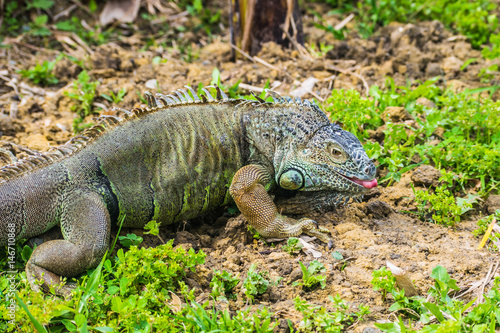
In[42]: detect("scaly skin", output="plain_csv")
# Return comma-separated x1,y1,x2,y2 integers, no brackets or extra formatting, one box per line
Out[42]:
0,86,376,294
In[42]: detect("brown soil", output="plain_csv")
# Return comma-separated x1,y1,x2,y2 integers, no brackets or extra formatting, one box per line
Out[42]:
1,3,499,331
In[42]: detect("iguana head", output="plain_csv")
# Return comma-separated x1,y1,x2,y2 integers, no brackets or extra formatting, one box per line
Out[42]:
277,123,377,197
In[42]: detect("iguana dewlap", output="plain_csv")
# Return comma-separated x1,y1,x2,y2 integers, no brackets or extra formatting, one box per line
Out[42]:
0,86,376,295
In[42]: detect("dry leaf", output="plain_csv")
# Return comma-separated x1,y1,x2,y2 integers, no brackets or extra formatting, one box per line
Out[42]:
100,0,141,26
168,291,182,313
386,261,419,297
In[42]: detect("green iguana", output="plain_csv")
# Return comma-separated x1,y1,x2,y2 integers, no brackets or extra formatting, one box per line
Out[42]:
0,86,377,294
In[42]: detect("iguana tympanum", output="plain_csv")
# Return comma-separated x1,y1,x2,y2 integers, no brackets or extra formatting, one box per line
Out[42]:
0,86,377,294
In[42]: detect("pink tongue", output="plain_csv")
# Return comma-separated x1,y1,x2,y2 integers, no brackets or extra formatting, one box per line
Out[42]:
362,179,378,188
352,178,378,189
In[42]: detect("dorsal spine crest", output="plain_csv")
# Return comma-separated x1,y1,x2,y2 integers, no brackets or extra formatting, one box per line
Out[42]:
0,85,326,183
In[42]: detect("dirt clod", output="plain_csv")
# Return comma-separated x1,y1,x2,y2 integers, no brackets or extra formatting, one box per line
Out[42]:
485,195,500,215
411,165,442,187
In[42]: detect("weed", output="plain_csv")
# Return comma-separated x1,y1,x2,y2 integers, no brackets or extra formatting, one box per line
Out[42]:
101,88,127,104
473,209,500,251
482,33,500,59
28,14,51,37
293,295,370,332
293,260,327,290
371,266,397,302
242,264,270,302
0,0,54,38
118,233,143,247
210,270,240,300
479,64,499,83
282,237,303,255
247,225,261,239
18,55,62,86
183,0,222,35
65,70,100,133
332,251,349,271
308,42,335,57
413,186,471,227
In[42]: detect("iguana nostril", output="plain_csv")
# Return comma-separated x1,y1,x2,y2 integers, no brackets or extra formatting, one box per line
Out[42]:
364,165,375,176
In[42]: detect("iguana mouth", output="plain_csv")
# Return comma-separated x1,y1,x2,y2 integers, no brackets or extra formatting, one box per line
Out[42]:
340,173,378,189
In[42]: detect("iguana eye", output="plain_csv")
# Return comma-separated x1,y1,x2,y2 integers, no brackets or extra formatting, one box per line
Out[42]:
330,147,343,158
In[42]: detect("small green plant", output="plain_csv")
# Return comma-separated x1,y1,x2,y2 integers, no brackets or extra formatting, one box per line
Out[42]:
293,260,327,290
118,233,143,247
18,54,62,86
371,266,398,301
482,33,500,59
332,251,349,271
242,264,270,302
28,14,51,37
101,88,128,104
65,70,100,132
308,42,335,57
293,295,370,332
282,237,303,255
479,64,499,83
473,209,500,251
414,186,472,226
184,0,221,35
210,270,240,300
474,209,500,235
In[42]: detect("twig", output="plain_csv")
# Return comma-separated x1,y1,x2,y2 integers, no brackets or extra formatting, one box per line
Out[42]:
326,64,370,95
253,56,280,72
477,260,500,304
478,218,497,249
68,0,94,15
54,4,78,20
238,83,264,93
282,28,313,61
230,43,281,71
241,0,256,53
334,13,354,31
282,0,294,39
230,43,255,62
2,38,54,53
310,90,325,102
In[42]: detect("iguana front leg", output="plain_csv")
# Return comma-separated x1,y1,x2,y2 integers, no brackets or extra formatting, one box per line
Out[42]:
229,164,330,243
26,189,110,296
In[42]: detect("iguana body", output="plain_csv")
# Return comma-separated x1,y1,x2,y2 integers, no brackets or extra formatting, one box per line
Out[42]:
0,86,376,294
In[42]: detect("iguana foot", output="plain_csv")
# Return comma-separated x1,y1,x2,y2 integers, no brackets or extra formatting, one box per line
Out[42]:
27,257,76,297
295,218,331,244
256,215,331,243
230,164,331,244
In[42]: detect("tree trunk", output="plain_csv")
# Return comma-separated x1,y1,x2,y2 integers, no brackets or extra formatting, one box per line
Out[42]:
230,0,304,57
